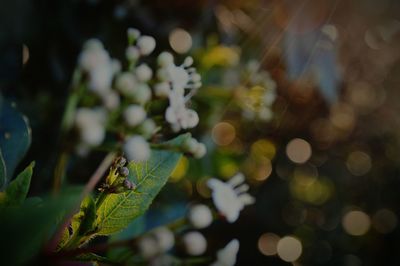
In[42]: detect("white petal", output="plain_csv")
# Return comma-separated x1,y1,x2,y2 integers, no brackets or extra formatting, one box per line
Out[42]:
238,193,255,206
234,184,249,194
227,173,245,187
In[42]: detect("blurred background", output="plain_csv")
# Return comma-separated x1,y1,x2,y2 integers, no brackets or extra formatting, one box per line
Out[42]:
1,0,400,265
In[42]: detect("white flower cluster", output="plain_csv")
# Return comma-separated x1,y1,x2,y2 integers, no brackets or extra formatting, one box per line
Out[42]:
207,173,255,223
72,28,205,161
241,60,277,121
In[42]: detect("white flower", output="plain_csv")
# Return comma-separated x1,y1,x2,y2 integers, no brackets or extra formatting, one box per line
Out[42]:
80,122,105,146
124,105,146,127
211,239,240,266
138,236,159,259
165,91,199,131
135,63,153,82
193,143,207,158
127,28,141,41
79,39,115,95
139,119,157,138
152,227,175,252
115,72,137,95
157,52,174,67
188,204,213,229
75,108,107,147
182,231,207,256
124,135,151,162
207,173,255,223
102,90,120,110
137,35,156,55
126,45,140,61
258,107,273,121
154,82,171,98
133,83,152,105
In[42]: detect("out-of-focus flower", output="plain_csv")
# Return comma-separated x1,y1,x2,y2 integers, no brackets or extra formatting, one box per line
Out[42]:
115,72,137,96
154,82,171,98
152,227,175,252
182,137,207,158
138,236,159,259
135,63,153,82
207,173,255,223
101,90,120,110
124,104,146,127
133,83,152,105
211,239,240,266
126,45,140,61
79,39,115,95
182,231,207,256
75,107,107,147
139,119,157,138
165,91,199,132
202,45,240,69
124,135,151,162
137,35,156,55
188,204,213,229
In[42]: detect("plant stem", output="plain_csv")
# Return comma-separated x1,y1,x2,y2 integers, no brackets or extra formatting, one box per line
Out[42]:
53,70,84,192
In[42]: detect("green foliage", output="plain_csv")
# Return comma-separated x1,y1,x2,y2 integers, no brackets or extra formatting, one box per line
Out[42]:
0,187,83,265
60,134,188,252
0,96,32,187
0,162,34,206
95,135,187,235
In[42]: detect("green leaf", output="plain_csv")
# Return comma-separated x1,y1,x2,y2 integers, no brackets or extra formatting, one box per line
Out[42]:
0,162,34,206
75,253,113,263
0,96,32,186
94,134,189,236
0,187,82,265
59,195,97,250
0,150,6,189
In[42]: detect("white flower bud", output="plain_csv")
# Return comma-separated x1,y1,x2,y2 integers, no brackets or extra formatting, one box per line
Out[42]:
188,204,213,229
191,73,201,83
137,35,156,55
124,135,151,162
115,72,137,95
135,63,153,82
88,65,113,95
138,236,159,259
75,108,106,129
185,110,199,128
182,231,207,256
126,46,140,61
157,52,174,67
193,143,207,158
80,122,105,146
102,91,120,110
183,137,199,154
124,104,146,127
183,56,194,67
258,107,273,121
133,83,152,104
127,28,141,41
154,82,171,98
139,119,157,138
152,227,175,252
83,39,104,51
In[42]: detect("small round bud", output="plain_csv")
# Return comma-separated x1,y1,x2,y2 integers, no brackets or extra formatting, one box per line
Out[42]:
119,166,129,177
188,204,213,229
183,56,194,67
115,156,127,167
123,179,136,190
193,143,207,158
183,137,199,154
135,63,153,82
137,35,156,55
127,28,140,43
182,231,207,256
157,52,174,67
154,82,171,98
124,104,146,127
126,46,140,61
